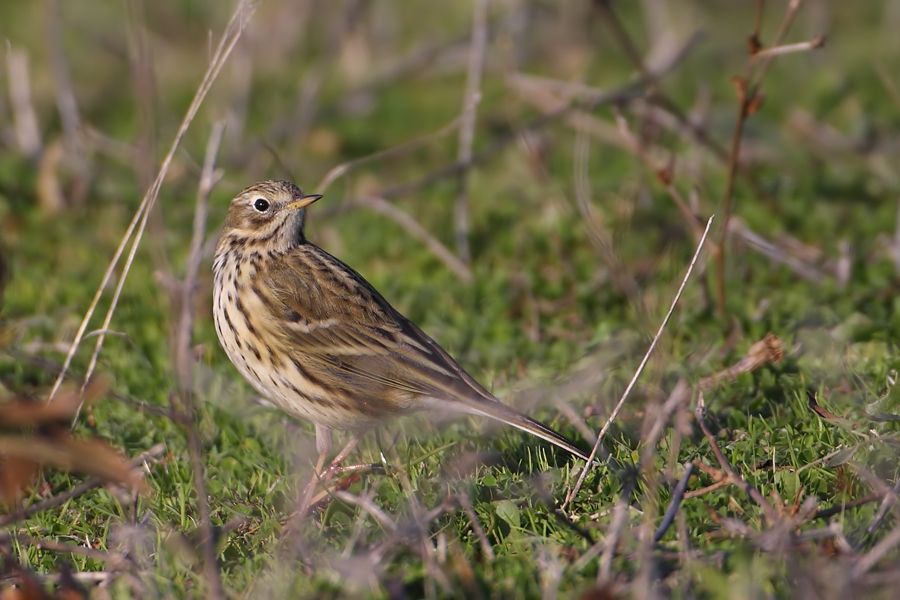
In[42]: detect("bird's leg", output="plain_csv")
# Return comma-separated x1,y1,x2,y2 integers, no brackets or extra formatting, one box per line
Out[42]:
314,424,332,475
296,430,365,514
323,432,363,476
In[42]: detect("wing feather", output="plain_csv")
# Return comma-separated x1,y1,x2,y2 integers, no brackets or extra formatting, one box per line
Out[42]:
258,245,481,404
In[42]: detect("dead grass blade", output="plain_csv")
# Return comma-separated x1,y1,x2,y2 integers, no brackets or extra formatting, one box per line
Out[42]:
564,215,714,507
46,0,258,422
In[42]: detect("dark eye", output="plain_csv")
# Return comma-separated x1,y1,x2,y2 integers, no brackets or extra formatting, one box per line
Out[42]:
253,198,270,212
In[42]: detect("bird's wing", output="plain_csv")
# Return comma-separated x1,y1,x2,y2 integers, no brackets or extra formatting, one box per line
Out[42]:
257,244,493,404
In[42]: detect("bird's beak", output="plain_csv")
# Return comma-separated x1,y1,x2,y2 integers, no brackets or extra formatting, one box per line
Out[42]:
285,193,323,211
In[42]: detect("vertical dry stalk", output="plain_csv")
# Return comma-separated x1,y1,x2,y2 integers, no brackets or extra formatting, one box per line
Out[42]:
47,0,257,410
173,122,226,600
714,79,751,317
598,479,635,583
45,0,81,146
5,45,42,158
454,0,489,264
174,121,225,390
715,0,811,317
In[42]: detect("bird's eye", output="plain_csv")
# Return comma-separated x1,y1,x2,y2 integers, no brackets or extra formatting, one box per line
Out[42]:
253,198,270,212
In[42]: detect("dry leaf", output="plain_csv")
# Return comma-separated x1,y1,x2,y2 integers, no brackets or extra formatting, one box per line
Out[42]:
0,380,107,429
0,434,145,493
0,454,39,505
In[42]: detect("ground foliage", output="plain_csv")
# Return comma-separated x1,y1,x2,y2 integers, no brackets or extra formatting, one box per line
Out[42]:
0,0,899,598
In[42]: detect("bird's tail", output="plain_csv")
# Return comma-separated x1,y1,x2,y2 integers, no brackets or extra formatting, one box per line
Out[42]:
440,395,593,463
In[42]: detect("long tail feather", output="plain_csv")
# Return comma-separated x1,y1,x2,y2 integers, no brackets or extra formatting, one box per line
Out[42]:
443,396,592,462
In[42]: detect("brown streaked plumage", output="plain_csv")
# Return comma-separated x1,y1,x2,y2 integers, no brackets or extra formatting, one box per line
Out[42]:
213,179,589,462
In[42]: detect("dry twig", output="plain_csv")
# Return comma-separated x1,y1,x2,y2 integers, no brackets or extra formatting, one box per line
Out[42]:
564,215,714,506
353,196,473,282
654,462,694,543
698,333,784,390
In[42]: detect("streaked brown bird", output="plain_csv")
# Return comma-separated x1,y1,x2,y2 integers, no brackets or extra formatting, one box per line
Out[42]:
213,180,589,470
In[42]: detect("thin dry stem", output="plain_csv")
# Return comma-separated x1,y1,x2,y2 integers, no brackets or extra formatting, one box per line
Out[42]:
565,215,714,506
333,491,398,533
11,533,131,569
654,462,695,543
47,0,257,411
5,45,42,157
751,35,826,60
315,117,461,194
599,480,635,583
458,491,495,562
716,0,810,316
173,121,227,600
354,196,473,282
573,130,642,307
453,0,488,263
174,121,225,388
853,524,900,578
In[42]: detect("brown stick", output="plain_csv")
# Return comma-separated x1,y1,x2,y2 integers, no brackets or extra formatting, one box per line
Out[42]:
751,35,826,60
716,0,813,317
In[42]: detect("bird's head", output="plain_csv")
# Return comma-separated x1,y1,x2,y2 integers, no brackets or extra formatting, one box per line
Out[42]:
218,180,322,253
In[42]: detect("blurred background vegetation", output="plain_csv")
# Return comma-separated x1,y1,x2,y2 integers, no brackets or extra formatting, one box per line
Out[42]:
0,0,899,597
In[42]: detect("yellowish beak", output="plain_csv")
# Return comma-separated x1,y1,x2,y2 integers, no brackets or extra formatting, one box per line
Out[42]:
285,193,323,211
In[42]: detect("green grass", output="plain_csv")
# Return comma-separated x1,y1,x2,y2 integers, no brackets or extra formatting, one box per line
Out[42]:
1,1,899,597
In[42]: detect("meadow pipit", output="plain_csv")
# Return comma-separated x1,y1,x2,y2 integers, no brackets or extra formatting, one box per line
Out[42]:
213,180,589,468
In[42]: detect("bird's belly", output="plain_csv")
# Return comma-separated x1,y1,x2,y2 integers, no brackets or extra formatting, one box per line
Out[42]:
212,275,371,430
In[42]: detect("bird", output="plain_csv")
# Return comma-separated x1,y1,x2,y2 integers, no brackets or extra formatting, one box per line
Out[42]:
212,179,590,471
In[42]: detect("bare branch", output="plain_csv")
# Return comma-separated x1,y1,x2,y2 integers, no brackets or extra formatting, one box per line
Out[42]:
853,524,900,579
315,117,461,194
654,462,694,543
